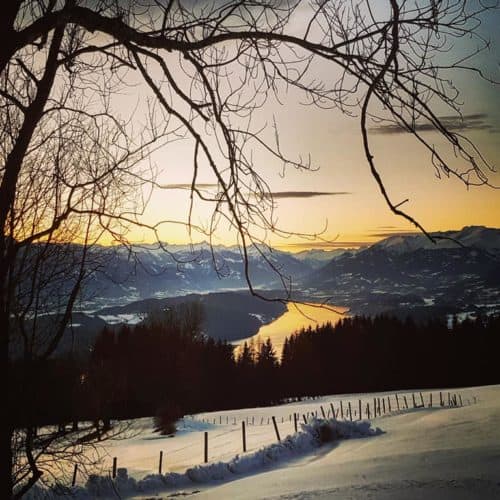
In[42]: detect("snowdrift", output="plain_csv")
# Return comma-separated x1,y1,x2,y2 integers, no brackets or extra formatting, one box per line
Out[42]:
23,418,382,499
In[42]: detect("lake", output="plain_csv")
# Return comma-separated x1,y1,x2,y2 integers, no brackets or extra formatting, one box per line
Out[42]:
234,302,349,359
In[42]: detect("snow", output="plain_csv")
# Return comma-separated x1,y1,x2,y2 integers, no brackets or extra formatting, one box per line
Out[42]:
248,312,265,323
97,313,144,325
192,386,500,500
372,226,500,254
446,312,476,328
21,385,500,500
23,417,381,499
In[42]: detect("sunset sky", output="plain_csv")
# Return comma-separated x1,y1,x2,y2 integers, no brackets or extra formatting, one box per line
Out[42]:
121,3,500,251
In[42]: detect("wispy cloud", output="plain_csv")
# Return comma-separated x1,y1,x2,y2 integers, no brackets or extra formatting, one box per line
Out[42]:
370,231,419,238
160,185,351,200
283,241,368,250
265,191,351,199
371,113,492,135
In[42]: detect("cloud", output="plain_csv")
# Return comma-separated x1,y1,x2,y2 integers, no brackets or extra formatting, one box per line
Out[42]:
160,186,351,200
369,231,420,238
371,113,492,135
283,241,368,250
265,191,351,199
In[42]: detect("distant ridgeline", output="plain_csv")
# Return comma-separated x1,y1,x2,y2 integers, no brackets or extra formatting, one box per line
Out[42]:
10,312,500,428
10,225,500,358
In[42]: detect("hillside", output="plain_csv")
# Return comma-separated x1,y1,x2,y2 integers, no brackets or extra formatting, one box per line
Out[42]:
51,291,286,356
25,385,500,499
303,226,500,318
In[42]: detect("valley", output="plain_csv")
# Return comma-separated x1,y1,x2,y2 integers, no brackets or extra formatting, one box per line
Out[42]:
20,225,499,358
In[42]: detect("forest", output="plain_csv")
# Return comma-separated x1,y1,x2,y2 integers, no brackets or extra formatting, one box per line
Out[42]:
10,306,500,432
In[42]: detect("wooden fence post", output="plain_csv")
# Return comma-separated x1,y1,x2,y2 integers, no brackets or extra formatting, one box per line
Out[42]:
320,406,326,419
382,398,386,414
377,398,381,415
373,398,377,416
158,450,163,474
348,402,353,421
388,397,392,412
330,403,336,420
272,416,281,442
395,394,400,411
112,457,117,479
429,393,433,407
204,432,208,463
459,395,463,406
440,392,444,407
294,412,298,433
419,392,425,407
403,395,409,409
242,421,247,452
412,393,417,408
72,464,78,487
358,400,362,420
340,400,344,419
303,414,308,424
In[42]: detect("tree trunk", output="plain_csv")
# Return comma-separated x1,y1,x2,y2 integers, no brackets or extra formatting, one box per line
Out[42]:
0,426,13,499
0,303,13,498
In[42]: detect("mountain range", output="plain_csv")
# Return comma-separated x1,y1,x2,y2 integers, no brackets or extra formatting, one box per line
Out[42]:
80,226,499,312
18,226,500,355
301,226,499,318
371,226,500,253
79,242,315,310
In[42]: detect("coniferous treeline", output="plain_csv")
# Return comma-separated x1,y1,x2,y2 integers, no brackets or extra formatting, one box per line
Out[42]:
280,314,500,396
10,308,500,429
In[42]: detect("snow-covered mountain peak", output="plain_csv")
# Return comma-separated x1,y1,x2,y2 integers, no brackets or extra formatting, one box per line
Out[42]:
371,226,500,254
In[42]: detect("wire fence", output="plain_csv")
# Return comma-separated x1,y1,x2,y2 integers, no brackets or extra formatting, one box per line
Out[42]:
73,389,477,486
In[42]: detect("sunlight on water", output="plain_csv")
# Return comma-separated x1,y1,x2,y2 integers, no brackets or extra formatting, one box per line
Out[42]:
235,302,348,360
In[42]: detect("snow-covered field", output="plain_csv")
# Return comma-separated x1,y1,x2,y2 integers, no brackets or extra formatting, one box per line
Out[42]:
25,385,500,499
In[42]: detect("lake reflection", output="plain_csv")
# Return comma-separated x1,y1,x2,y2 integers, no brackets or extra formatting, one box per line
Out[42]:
234,302,348,359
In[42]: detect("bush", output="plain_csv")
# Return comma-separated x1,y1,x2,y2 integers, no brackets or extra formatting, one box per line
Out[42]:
154,403,183,435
